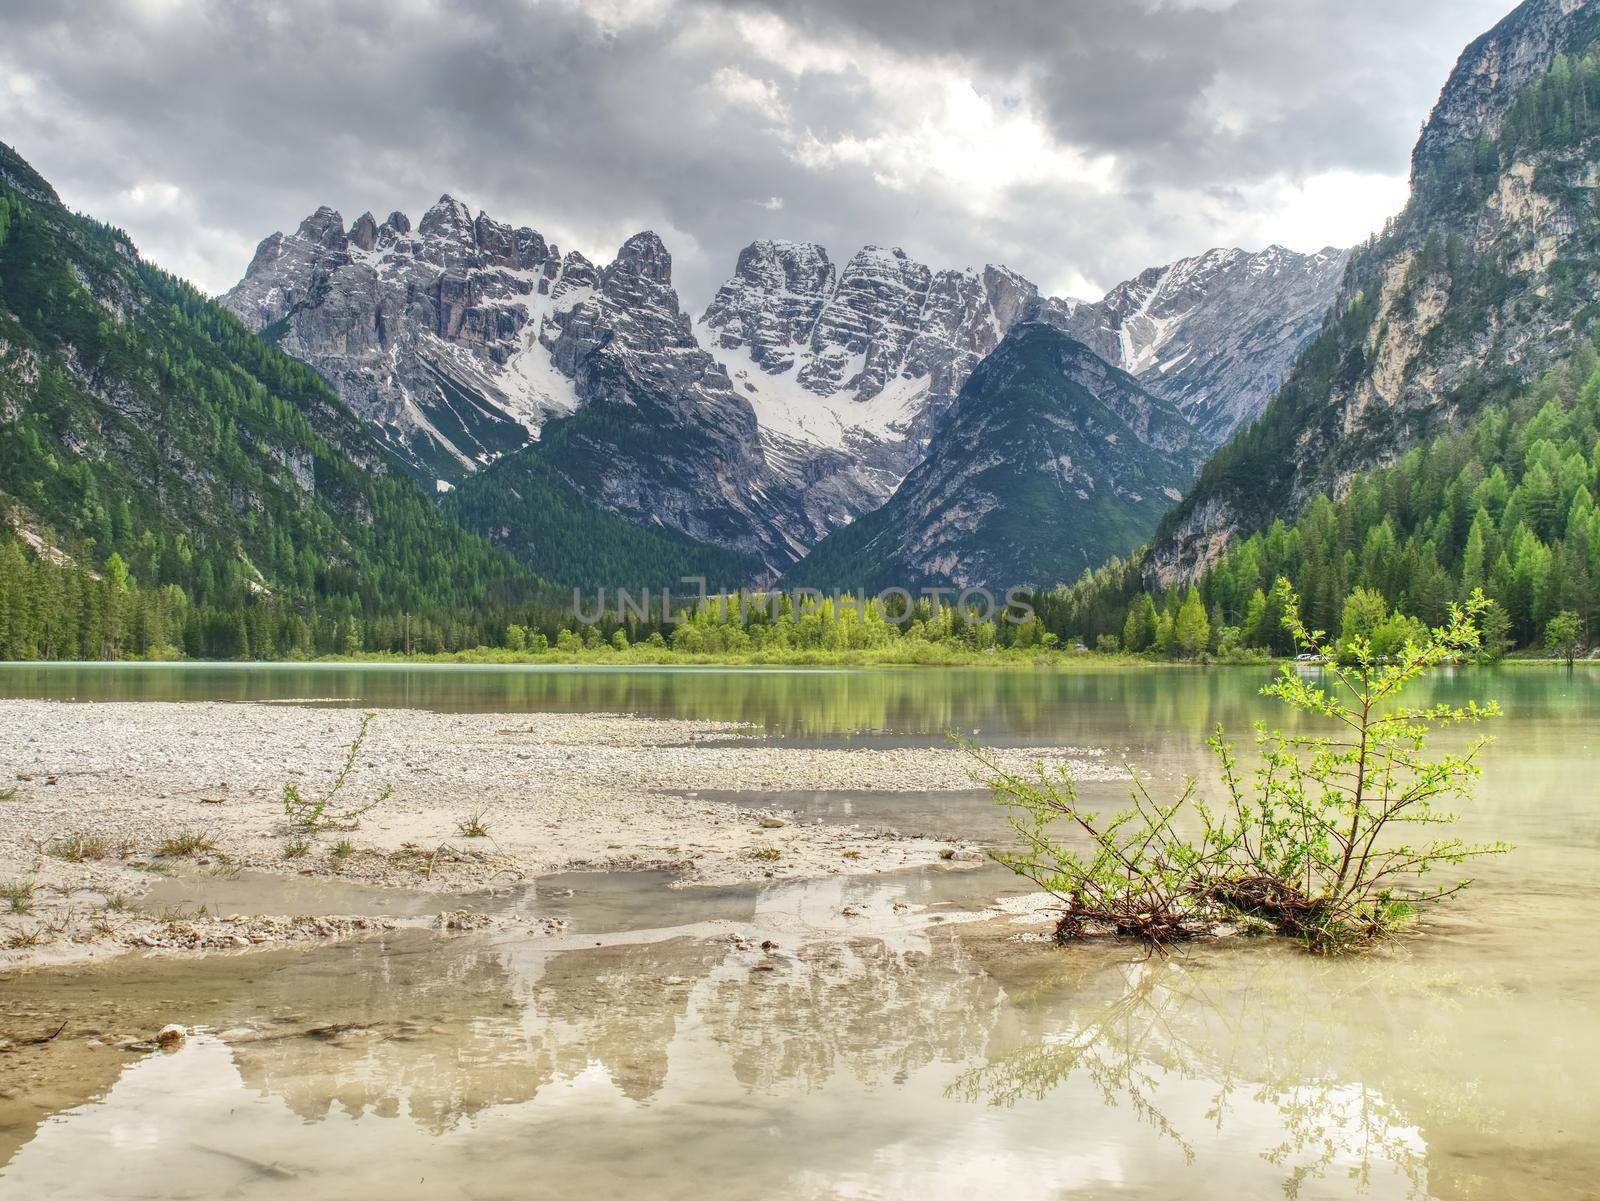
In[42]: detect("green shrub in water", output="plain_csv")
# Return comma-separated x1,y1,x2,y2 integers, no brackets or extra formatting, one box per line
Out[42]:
979,581,1507,952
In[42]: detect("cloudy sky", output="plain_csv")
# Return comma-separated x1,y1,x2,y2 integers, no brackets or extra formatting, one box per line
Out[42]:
1,0,1511,306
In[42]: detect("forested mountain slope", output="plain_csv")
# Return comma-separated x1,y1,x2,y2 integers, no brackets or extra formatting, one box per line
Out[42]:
1040,347,1600,656
1149,0,1600,585
784,323,1197,592
0,141,542,657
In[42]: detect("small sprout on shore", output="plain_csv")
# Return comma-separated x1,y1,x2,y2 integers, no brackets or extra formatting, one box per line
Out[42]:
6,926,44,949
0,787,16,801
104,893,131,913
283,838,310,859
156,829,218,857
751,846,781,862
2,881,37,914
46,832,109,862
456,811,492,838
283,712,394,832
330,839,355,860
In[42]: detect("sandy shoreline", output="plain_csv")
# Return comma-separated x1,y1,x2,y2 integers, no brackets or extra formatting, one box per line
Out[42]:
0,700,1119,970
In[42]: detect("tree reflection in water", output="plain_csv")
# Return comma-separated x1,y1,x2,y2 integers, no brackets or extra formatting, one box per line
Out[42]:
950,955,1436,1199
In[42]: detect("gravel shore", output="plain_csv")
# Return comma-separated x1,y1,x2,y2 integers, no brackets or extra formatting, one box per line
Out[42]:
0,700,1121,969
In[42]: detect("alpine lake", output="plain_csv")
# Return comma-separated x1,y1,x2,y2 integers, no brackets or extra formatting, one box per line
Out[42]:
0,662,1594,1201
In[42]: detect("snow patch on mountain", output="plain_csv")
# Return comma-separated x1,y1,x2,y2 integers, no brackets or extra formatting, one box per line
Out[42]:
222,197,603,480
1052,245,1349,448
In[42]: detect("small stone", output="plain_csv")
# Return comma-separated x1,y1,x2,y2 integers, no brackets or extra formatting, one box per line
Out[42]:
758,817,787,829
760,939,779,951
155,1025,186,1048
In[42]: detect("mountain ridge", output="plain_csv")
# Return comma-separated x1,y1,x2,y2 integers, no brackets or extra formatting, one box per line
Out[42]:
782,322,1199,593
223,201,1344,580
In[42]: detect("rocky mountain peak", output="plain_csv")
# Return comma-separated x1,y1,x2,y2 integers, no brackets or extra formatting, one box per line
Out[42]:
594,233,686,345
1411,0,1599,184
607,231,674,286
559,250,599,289
1048,243,1348,448
419,193,474,236
732,239,835,295
348,211,379,252
472,213,549,271
295,206,347,249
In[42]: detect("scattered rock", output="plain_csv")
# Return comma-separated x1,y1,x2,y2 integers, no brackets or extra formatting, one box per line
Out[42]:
434,910,494,931
758,816,787,829
155,1024,186,1048
123,914,396,952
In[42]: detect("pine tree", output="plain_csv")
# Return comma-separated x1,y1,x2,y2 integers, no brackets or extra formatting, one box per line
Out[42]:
1174,587,1210,658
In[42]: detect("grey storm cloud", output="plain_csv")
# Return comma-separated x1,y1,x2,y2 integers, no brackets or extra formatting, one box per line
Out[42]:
702,0,1499,181
0,0,1512,306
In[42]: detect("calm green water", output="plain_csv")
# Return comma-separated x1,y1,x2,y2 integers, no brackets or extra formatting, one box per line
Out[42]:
0,663,1596,1200
2,659,1593,747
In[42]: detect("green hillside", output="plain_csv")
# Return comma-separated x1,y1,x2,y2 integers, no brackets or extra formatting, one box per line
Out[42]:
0,141,544,658
444,430,762,593
1041,347,1600,656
